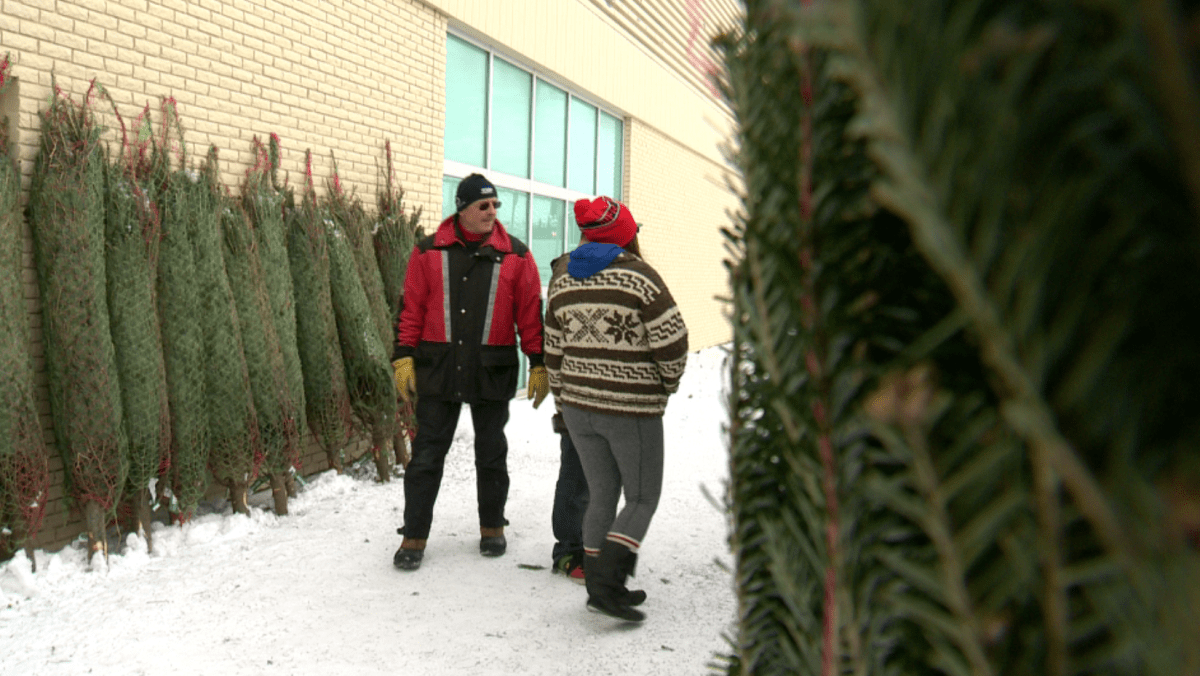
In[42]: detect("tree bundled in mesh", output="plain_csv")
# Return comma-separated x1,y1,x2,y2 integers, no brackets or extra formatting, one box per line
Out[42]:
329,155,391,353
189,147,262,514
373,141,423,331
102,103,171,548
373,141,422,466
150,100,210,522
720,1,1200,675
26,79,128,561
0,54,50,566
323,171,397,482
288,151,353,472
223,187,300,515
242,136,306,486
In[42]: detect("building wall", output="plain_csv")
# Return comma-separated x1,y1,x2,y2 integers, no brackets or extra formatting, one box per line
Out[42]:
626,118,736,350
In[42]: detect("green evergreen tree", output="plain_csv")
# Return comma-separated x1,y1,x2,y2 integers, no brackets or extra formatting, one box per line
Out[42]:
373,141,422,461
0,54,50,566
324,187,397,482
222,190,299,515
243,136,306,491
151,100,210,522
720,1,1200,674
103,104,171,546
191,147,261,514
27,79,128,561
288,151,353,472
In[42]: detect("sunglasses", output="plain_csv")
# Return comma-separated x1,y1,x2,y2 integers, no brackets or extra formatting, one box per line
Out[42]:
477,200,502,211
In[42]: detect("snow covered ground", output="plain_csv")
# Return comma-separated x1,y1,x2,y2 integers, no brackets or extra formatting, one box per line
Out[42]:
1,346,737,676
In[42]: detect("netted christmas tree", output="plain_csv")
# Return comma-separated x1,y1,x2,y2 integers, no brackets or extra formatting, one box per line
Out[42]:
151,99,210,522
329,155,391,352
373,141,422,467
223,182,300,515
27,79,128,561
323,168,397,482
720,1,1200,675
288,151,353,472
102,103,171,547
190,147,262,514
0,54,50,567
242,136,306,494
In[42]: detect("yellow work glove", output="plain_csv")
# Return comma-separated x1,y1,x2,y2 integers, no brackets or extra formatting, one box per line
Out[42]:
392,357,416,404
527,365,549,409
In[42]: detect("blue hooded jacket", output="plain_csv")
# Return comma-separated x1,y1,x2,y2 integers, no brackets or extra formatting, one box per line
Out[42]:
567,242,625,279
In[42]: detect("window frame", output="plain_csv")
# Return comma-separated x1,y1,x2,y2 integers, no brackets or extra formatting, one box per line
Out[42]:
443,31,626,274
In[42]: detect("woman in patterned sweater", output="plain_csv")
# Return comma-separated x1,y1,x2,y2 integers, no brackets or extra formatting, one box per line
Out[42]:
544,196,689,623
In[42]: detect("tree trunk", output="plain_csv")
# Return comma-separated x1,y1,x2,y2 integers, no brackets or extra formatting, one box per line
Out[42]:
227,480,250,516
269,473,288,515
135,488,154,553
372,426,392,482
393,429,410,470
327,448,344,474
84,500,107,564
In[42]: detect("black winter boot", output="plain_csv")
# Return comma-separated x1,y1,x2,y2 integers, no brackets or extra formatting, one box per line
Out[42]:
585,542,646,622
583,550,647,606
618,550,647,606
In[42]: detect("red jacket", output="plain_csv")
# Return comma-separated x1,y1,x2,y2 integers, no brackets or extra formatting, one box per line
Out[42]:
393,215,543,401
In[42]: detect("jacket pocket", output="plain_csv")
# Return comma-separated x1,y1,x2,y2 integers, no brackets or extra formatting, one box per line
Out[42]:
415,342,452,398
478,345,519,401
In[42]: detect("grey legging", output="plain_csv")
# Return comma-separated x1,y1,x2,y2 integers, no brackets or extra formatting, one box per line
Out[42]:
562,405,664,552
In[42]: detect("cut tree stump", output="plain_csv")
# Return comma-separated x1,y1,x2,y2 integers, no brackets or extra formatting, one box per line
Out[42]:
269,473,289,515
83,501,107,564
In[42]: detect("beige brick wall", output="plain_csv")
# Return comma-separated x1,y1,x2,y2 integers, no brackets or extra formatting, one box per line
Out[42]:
626,118,736,351
1,0,446,551
4,0,446,213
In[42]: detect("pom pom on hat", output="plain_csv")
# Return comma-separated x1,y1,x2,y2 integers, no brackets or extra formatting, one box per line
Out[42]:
574,196,637,247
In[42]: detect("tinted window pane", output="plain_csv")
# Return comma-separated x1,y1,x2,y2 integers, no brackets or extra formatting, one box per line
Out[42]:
442,176,457,220
597,112,623,200
568,98,597,194
531,195,566,287
534,81,567,187
446,35,487,166
497,186,532,393
491,59,532,178
495,187,529,245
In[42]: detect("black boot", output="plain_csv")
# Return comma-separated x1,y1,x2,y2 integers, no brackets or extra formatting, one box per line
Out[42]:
618,550,647,606
585,542,646,622
582,550,647,606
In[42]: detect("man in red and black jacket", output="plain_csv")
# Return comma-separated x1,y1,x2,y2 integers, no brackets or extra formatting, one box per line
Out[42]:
391,173,549,571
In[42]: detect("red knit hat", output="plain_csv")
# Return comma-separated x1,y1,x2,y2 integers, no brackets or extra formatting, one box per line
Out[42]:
574,196,637,247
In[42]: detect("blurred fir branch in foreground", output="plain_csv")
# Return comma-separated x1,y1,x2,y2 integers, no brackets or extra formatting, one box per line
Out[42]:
719,1,1200,674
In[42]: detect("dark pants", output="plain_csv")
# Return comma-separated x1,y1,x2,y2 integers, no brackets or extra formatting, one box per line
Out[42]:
402,398,510,540
551,431,588,562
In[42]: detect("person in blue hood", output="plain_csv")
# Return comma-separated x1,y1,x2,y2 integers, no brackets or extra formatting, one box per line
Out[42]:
543,196,689,623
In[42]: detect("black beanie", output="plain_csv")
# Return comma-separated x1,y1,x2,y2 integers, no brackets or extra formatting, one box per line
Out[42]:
455,173,497,212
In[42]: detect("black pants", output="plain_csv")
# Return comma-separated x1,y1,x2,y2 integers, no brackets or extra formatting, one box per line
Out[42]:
551,431,588,562
402,398,510,540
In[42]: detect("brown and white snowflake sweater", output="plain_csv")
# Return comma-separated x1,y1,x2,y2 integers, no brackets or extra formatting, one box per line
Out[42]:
544,243,688,417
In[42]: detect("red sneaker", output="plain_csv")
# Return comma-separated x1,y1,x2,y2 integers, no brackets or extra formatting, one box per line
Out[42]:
553,554,586,584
